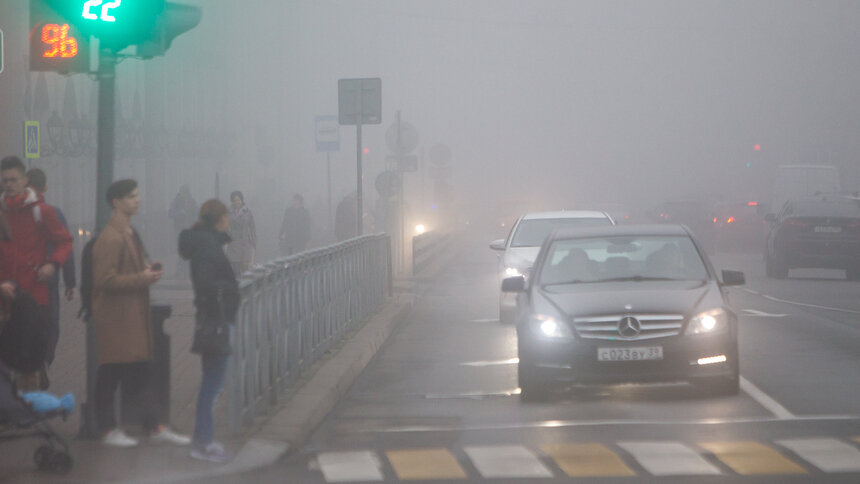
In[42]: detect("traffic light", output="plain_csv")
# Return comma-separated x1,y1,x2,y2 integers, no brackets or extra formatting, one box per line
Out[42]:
30,0,90,72
136,2,201,58
30,0,200,62
44,0,165,51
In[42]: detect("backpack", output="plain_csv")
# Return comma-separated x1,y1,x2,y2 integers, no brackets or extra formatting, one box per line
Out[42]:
0,291,49,372
77,236,98,321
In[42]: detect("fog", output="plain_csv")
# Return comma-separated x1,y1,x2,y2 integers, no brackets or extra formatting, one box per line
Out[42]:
9,0,860,263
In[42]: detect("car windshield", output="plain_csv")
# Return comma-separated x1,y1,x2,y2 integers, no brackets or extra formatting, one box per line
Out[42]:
510,217,611,247
539,235,709,285
793,200,860,218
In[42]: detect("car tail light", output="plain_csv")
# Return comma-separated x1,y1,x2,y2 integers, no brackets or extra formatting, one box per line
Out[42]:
726,216,735,224
713,217,717,224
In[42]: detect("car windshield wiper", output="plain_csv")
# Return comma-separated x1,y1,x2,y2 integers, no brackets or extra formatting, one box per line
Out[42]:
542,279,588,287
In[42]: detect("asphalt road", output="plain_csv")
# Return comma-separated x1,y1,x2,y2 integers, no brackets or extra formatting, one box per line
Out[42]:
233,230,860,483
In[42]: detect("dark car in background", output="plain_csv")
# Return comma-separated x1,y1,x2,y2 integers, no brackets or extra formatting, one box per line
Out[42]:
652,200,716,254
764,197,860,279
502,224,745,401
714,200,767,252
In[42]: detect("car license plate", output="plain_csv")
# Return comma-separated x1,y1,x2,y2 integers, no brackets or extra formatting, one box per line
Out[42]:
814,226,842,233
598,346,663,361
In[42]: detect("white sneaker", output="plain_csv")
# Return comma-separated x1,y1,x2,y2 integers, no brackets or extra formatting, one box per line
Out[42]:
190,441,231,463
102,428,139,448
150,426,191,446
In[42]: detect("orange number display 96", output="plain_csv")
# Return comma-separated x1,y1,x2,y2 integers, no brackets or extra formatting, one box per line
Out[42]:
41,24,78,58
29,1,90,73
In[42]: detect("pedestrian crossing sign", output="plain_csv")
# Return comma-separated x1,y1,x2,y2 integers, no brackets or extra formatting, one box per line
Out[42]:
25,121,40,159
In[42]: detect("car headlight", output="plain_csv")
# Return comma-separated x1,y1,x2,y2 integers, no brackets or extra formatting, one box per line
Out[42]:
685,308,728,335
505,267,523,278
529,314,574,339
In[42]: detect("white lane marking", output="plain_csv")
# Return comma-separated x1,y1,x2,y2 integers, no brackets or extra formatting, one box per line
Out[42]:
425,388,520,399
739,376,796,420
741,309,787,317
464,445,553,478
776,438,860,472
760,294,860,316
316,451,384,482
468,318,499,322
618,442,721,476
742,288,760,295
459,357,519,367
366,415,860,434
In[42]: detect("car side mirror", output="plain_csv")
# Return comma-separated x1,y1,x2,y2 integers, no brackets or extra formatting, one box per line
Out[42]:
489,239,506,251
501,275,526,292
764,213,776,223
721,270,745,286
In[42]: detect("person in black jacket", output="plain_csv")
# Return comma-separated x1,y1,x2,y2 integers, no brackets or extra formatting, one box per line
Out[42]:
178,199,239,463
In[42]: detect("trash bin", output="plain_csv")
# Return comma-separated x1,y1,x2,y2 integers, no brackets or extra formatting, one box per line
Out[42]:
120,303,172,426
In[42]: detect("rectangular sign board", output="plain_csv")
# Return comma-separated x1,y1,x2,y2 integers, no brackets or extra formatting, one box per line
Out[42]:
315,115,340,152
338,78,382,125
25,121,40,159
386,154,418,173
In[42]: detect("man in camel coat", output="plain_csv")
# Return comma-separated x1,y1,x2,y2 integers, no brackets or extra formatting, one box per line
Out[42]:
91,179,190,448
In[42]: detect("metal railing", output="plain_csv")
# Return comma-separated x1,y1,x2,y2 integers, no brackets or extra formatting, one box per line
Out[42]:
227,234,391,434
412,230,453,275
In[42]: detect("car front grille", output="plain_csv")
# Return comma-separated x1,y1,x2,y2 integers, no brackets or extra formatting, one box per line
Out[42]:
572,314,685,341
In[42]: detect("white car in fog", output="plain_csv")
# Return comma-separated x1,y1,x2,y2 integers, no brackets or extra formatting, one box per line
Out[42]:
489,210,614,324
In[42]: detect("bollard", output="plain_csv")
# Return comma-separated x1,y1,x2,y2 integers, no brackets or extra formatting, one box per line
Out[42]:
120,303,172,426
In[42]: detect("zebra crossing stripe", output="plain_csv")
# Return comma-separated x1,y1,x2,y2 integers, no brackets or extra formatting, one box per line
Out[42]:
317,451,384,482
776,438,860,473
698,441,807,475
541,443,635,477
618,441,721,476
464,445,553,478
386,448,468,480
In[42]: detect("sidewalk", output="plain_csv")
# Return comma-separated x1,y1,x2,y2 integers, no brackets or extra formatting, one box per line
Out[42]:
0,278,414,483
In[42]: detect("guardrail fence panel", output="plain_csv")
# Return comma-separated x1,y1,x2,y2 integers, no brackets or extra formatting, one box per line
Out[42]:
227,235,391,434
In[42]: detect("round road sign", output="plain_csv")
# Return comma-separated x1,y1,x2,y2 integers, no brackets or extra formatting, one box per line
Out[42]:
385,121,419,154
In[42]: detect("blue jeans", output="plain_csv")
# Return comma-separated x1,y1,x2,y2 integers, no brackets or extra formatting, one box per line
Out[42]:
192,353,229,447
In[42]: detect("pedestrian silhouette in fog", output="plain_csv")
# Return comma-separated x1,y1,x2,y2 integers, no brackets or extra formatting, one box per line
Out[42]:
334,192,357,242
279,194,311,256
225,191,256,275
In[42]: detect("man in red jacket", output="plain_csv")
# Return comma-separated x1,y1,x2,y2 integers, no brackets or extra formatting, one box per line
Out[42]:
0,156,72,390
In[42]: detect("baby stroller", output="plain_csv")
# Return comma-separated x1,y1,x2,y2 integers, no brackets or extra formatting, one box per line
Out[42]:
0,362,73,474
0,291,74,475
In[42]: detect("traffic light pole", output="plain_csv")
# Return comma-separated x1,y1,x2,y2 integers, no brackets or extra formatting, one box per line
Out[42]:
80,49,116,439
96,51,115,231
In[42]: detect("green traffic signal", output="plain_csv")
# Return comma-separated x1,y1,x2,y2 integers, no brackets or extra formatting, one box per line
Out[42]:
47,0,165,50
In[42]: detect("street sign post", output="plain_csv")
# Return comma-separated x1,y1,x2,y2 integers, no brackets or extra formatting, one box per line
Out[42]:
0,29,4,74
315,115,340,152
338,78,381,126
316,115,340,236
25,121,41,159
338,78,382,237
